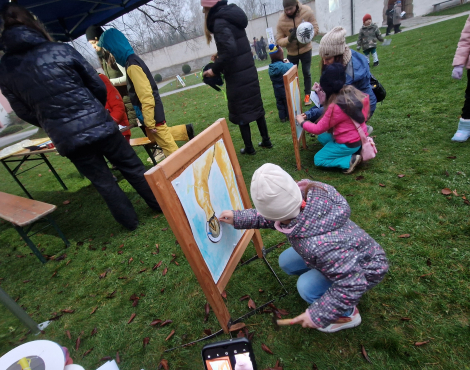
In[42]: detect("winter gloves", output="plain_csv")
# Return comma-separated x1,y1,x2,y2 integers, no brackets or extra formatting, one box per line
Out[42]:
452,65,464,80
288,28,297,43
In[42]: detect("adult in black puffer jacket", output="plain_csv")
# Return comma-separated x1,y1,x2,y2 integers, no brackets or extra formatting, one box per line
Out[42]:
202,0,272,155
0,4,161,230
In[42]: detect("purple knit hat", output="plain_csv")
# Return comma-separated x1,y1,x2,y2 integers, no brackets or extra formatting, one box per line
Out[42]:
201,0,219,7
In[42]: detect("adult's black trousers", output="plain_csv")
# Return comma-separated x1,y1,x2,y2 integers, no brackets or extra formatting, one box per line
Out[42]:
67,130,161,229
287,51,312,95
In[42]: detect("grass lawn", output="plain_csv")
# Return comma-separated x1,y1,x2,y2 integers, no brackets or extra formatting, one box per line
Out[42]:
426,2,470,16
2,14,470,369
159,59,272,94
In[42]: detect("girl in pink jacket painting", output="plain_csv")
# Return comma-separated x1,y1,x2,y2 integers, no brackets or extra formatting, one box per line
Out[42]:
296,63,370,174
451,15,470,142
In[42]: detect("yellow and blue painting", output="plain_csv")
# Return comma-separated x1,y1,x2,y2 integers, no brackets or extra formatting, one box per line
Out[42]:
171,139,244,283
289,77,303,140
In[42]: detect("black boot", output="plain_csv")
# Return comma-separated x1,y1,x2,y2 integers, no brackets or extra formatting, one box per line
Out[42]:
256,116,273,148
239,124,256,155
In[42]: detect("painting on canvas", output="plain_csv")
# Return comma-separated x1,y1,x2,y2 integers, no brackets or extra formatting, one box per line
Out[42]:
289,77,303,140
171,139,244,283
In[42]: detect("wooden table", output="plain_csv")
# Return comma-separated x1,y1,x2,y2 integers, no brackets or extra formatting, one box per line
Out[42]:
0,147,67,200
130,136,160,166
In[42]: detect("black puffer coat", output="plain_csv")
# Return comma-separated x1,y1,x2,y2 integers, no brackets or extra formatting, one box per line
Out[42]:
0,26,118,157
207,1,265,125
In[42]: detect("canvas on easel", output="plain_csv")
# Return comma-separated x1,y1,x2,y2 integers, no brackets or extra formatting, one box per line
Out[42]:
144,118,263,333
283,65,307,170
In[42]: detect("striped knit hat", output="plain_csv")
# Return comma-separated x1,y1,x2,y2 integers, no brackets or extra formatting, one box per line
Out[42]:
319,27,352,66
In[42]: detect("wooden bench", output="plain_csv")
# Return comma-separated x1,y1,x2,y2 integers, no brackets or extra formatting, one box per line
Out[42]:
130,137,163,166
0,192,69,263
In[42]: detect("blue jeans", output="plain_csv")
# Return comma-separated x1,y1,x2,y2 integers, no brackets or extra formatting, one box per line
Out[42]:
279,247,353,315
314,132,361,170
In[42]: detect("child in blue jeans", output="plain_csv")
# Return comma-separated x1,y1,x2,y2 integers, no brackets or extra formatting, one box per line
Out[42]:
220,163,388,332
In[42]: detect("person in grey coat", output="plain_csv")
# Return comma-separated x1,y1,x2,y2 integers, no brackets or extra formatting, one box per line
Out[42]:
393,0,402,34
220,163,388,333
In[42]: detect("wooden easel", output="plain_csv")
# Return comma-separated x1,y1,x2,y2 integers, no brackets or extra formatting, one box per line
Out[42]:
284,65,307,170
144,118,264,333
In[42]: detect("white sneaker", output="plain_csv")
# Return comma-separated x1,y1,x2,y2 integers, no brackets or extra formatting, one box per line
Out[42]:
317,306,362,333
451,118,470,142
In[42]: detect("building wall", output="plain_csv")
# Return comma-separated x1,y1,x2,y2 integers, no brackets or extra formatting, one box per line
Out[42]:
142,0,442,80
142,2,317,78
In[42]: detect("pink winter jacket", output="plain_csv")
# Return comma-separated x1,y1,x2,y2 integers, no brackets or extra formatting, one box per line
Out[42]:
453,15,470,69
303,95,370,144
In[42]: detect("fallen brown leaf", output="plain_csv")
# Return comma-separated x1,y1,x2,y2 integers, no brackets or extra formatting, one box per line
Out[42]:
453,189,459,196
388,226,396,232
150,319,162,326
398,174,405,178
426,258,432,266
83,347,93,357
162,267,168,276
107,290,116,298
419,272,433,278
161,227,168,231
66,330,71,339
128,257,133,264
398,234,410,238
204,329,212,336
221,290,227,299
229,322,246,332
248,299,256,310
414,340,430,346
361,345,371,363
447,156,456,159
159,359,169,370
128,313,136,324
139,268,147,273
262,343,274,355
75,336,81,351
165,329,175,341
153,261,163,270
116,351,120,364
99,271,107,279
441,188,452,195
356,175,364,181
63,200,70,205
237,330,245,338
259,288,264,293
379,183,386,187
66,260,71,266
239,294,250,301
401,317,411,321
118,276,127,279
90,306,98,315
143,337,150,347
277,308,289,316
62,309,74,313
91,327,98,336
100,356,112,361
248,332,255,341
51,271,57,278
160,319,172,327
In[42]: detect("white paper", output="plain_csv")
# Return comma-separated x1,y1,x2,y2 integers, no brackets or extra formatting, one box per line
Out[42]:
96,360,120,370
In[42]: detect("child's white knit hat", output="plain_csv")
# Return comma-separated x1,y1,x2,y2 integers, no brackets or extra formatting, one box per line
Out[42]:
250,163,303,221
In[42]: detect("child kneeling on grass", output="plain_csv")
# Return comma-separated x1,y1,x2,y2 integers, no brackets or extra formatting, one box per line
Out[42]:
268,44,294,122
220,163,388,332
296,63,370,174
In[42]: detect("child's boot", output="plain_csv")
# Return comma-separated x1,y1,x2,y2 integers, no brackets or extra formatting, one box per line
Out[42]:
372,51,379,66
317,306,362,333
451,118,470,142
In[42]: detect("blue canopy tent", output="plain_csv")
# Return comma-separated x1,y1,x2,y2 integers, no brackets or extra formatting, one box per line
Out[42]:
0,0,152,41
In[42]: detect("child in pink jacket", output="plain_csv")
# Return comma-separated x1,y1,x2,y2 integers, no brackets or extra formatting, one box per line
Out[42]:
296,63,369,174
451,15,470,142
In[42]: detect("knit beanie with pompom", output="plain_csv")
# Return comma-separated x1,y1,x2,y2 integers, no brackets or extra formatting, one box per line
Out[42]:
319,27,352,66
250,163,303,222
320,63,346,98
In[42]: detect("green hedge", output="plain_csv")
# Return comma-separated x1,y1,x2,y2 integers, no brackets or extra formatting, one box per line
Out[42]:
0,125,24,137
182,64,191,74
154,73,162,83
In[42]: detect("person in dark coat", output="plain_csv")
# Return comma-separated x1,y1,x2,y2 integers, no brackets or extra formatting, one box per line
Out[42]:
385,4,394,36
202,0,272,155
0,4,161,230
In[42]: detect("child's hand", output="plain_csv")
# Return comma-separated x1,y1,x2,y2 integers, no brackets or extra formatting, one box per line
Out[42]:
300,113,307,120
290,312,318,329
296,114,305,126
219,210,234,225
150,128,158,134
